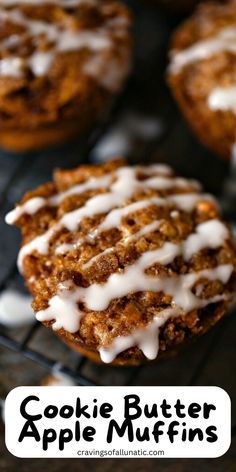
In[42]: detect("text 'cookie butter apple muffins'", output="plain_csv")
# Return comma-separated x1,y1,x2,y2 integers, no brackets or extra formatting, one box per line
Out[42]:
6,159,236,365
0,0,132,152
168,0,236,160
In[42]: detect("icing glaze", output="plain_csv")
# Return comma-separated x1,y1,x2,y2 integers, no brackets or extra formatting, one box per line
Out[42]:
95,218,228,275
0,289,33,327
168,193,213,212
0,57,23,77
183,219,229,261
6,196,46,224
0,8,111,75
6,165,214,272
6,173,113,224
7,163,234,362
208,85,236,114
15,190,211,270
0,0,130,90
58,217,226,269
83,220,161,269
17,224,61,270
7,165,178,224
170,26,236,74
99,307,179,363
207,86,236,163
55,241,81,255
36,249,233,350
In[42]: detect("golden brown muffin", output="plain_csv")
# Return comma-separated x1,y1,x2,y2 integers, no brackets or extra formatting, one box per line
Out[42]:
168,0,236,160
6,158,236,365
0,0,132,152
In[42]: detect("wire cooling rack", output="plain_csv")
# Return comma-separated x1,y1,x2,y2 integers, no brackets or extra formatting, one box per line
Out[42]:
0,0,235,436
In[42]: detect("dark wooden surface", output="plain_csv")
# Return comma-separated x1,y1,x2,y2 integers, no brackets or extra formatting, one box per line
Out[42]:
0,1,235,470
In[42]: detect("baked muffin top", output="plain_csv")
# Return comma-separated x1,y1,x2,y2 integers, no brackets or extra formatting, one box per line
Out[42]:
6,159,236,363
0,0,132,128
168,0,236,158
169,0,236,66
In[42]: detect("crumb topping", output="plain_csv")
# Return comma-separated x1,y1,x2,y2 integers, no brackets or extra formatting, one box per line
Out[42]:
6,159,236,362
0,0,132,127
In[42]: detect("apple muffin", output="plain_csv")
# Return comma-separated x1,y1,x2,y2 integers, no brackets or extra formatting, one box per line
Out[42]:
0,0,132,151
168,0,236,160
6,158,236,365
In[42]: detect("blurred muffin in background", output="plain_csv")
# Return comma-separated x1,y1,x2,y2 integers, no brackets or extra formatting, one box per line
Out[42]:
168,0,236,160
0,0,132,152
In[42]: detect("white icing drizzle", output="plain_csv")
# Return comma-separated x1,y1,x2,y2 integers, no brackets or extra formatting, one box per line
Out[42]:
124,220,161,241
28,52,55,77
0,57,23,77
170,210,179,218
0,1,130,89
34,242,180,330
55,241,81,254
96,197,164,233
6,165,175,223
84,218,228,269
17,223,60,270
99,307,179,363
207,81,236,183
15,188,212,270
36,241,233,344
83,246,114,269
7,165,212,271
6,196,46,224
208,85,236,114
83,220,161,269
0,289,33,327
35,221,232,361
169,193,213,212
6,172,113,224
7,162,233,362
143,164,172,175
0,8,111,76
183,219,229,261
146,176,200,191
35,242,233,330
170,26,236,74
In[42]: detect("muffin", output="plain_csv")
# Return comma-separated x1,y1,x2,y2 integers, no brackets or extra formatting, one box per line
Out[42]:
168,0,236,160
0,0,132,152
6,158,236,365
